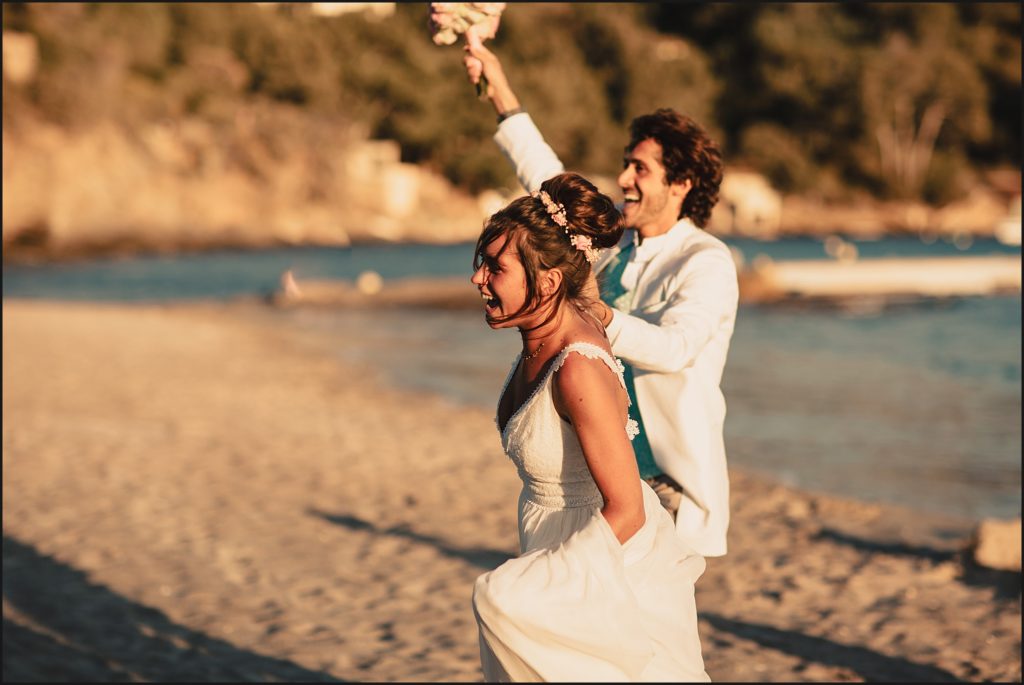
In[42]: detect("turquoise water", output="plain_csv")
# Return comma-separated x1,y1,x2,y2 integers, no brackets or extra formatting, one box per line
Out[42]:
4,236,1020,302
258,295,1021,523
4,237,1021,521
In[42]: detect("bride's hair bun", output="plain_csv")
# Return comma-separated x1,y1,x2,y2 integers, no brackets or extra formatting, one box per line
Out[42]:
538,173,623,251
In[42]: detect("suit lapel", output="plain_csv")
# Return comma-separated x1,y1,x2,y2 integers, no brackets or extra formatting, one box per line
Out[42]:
630,219,695,308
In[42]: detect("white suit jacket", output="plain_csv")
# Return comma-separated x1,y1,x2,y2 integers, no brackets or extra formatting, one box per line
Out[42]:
495,113,739,557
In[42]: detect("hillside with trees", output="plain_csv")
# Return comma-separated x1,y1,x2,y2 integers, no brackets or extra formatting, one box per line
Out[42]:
2,3,1020,257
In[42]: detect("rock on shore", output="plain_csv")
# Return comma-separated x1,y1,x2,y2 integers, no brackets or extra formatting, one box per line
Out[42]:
972,518,1023,572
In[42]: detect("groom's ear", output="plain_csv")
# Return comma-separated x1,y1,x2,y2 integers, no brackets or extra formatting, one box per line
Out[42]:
669,177,693,204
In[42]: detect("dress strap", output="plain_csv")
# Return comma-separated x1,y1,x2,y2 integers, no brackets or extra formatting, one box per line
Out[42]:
551,342,627,391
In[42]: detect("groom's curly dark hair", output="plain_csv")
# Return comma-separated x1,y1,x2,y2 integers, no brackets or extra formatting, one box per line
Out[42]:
627,108,723,229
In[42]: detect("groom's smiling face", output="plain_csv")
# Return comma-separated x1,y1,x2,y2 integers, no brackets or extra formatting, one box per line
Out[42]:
618,138,691,237
471,232,529,328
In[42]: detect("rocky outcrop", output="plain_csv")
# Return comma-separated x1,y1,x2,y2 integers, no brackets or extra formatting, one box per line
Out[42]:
778,190,1016,240
2,31,39,86
708,170,783,238
4,100,1018,263
2,109,487,262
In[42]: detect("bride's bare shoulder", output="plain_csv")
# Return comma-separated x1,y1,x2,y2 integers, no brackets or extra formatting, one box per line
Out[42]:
554,337,616,384
570,329,613,359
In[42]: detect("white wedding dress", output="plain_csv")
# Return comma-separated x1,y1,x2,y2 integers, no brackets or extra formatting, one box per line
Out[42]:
473,342,710,682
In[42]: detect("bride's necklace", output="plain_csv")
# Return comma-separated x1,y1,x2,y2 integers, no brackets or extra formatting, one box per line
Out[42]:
522,340,546,361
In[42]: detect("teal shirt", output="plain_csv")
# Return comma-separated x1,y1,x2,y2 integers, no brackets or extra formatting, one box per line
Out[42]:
599,242,662,479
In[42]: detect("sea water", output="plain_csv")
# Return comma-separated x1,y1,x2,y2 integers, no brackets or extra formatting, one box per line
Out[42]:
4,237,1020,521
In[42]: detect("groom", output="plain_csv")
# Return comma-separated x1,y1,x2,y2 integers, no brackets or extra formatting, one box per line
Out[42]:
464,40,739,558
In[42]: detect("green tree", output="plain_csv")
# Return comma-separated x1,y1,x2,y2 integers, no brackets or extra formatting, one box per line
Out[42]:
647,2,1018,202
6,2,1019,203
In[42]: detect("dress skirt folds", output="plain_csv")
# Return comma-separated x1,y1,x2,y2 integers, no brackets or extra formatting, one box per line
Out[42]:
473,343,710,682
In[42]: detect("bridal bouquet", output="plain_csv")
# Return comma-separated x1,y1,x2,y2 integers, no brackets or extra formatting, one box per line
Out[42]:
428,3,506,96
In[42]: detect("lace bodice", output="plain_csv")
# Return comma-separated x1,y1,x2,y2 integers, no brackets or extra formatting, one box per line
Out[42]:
496,342,639,509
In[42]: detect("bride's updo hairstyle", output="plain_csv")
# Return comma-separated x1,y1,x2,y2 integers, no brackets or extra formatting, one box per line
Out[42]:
474,172,623,326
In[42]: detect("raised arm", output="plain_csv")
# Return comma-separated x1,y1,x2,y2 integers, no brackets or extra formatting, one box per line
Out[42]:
552,353,645,544
463,36,564,193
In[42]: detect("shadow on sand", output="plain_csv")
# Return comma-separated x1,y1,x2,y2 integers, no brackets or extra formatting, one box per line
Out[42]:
308,508,514,570
2,535,341,682
814,527,958,563
815,526,1021,599
700,612,961,682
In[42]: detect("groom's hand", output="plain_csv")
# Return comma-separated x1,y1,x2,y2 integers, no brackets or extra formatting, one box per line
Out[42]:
463,35,521,115
581,272,613,328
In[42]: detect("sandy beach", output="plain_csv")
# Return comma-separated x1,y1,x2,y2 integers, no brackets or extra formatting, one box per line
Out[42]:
2,298,1020,682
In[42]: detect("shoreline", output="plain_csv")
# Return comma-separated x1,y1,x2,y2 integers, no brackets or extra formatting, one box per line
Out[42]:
245,295,1018,526
264,259,1021,312
3,298,1020,682
5,293,1021,525
5,293,1021,523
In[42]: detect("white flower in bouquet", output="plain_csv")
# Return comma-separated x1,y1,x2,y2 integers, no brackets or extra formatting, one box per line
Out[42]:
429,3,506,96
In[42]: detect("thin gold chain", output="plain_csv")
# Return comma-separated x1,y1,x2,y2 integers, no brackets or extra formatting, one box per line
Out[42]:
522,340,546,361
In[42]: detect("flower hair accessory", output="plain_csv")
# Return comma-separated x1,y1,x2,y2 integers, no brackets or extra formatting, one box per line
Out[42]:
532,190,602,263
533,190,567,227
569,234,601,263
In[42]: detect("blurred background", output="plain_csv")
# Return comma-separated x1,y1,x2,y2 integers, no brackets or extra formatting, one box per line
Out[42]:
2,2,1020,520
3,4,1021,682
3,2,1021,252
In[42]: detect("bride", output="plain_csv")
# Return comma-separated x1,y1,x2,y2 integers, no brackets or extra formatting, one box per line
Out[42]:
470,172,710,682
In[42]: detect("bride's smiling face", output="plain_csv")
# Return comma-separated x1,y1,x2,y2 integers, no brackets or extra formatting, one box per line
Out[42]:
471,232,531,329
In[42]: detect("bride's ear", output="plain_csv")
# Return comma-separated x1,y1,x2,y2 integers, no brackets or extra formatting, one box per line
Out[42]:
540,268,563,297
